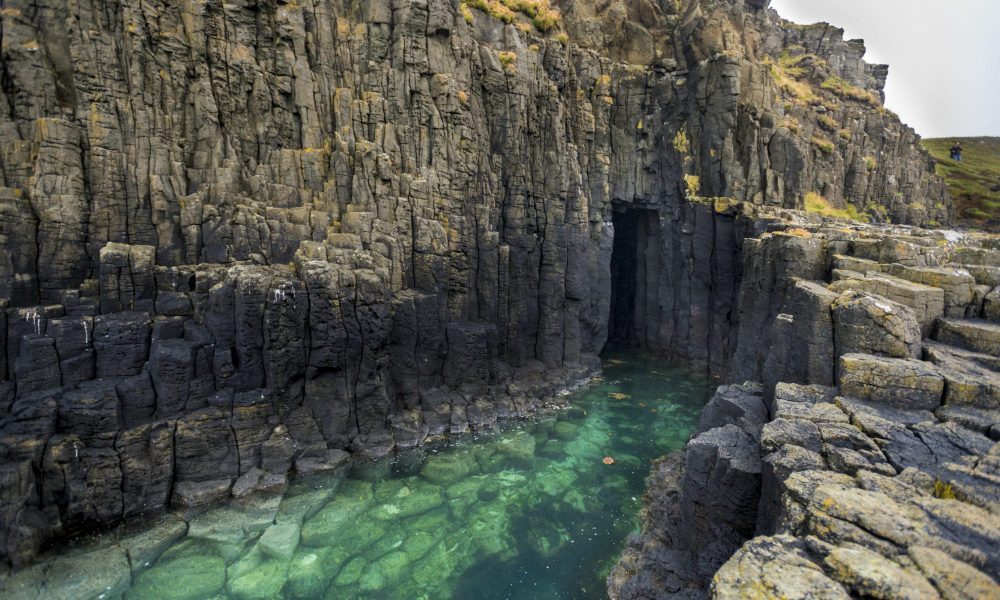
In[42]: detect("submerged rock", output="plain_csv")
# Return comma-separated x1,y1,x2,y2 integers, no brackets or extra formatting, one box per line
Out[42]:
130,553,226,600
419,451,480,484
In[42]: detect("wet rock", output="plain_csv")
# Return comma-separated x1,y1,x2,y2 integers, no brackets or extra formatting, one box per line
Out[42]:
120,514,188,574
293,449,350,476
129,553,226,600
227,558,289,600
285,547,342,599
0,545,131,600
299,492,373,547
495,430,537,461
257,523,300,561
420,451,480,484
171,479,232,508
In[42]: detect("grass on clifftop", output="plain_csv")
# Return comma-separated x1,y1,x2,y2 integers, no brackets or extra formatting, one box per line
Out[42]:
462,0,562,33
923,137,1000,230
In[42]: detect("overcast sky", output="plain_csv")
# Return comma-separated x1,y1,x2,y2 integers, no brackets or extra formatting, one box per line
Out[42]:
769,0,1000,139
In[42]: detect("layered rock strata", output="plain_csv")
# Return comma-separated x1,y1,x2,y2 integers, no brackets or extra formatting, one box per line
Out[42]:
609,215,1000,599
0,0,956,571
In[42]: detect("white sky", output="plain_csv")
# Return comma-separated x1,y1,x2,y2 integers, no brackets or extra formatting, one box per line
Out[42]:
768,0,1000,138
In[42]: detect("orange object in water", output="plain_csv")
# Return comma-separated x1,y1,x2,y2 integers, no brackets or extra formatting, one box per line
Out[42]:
602,456,616,465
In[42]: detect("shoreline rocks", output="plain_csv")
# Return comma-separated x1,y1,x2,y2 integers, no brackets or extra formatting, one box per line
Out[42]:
610,219,1000,599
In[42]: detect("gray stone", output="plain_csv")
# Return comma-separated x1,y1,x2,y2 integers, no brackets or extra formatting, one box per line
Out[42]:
837,353,944,410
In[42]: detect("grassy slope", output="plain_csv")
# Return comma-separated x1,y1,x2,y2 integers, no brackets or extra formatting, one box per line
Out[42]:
922,137,1000,230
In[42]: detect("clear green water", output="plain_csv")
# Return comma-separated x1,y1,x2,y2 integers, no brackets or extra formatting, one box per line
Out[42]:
25,353,714,600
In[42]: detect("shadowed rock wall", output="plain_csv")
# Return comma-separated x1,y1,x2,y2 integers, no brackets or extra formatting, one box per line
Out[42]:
0,0,950,567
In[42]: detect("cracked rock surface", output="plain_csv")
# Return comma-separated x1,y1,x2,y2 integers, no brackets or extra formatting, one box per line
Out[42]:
610,217,1000,599
0,0,978,587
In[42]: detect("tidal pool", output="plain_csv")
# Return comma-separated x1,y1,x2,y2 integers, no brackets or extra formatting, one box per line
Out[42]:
6,352,714,600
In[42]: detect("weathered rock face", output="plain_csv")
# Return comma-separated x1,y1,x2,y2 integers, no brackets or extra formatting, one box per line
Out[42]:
0,0,954,569
610,217,1000,599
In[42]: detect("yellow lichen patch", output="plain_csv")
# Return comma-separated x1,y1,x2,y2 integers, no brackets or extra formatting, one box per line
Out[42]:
607,392,630,401
1,7,22,17
673,128,689,153
336,17,352,36
713,197,741,214
684,174,701,195
20,39,40,51
456,90,469,106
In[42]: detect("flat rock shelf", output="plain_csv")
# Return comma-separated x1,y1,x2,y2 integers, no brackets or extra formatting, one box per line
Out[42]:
0,352,714,600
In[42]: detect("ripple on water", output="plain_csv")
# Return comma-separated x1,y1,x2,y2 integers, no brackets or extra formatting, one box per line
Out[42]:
4,352,714,600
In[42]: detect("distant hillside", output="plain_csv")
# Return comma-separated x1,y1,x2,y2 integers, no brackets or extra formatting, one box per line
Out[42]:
923,137,1000,230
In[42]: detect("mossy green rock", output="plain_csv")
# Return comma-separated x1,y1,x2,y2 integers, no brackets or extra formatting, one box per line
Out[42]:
552,421,579,440
227,558,289,600
370,482,444,520
495,430,536,461
300,495,372,547
358,551,410,592
420,451,480,483
131,554,226,600
286,547,341,600
258,523,301,561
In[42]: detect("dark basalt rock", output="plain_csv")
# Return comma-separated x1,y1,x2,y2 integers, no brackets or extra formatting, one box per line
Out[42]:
0,0,990,591
611,222,1000,599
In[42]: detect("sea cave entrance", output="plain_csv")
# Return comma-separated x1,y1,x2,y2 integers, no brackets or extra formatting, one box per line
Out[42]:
606,204,661,351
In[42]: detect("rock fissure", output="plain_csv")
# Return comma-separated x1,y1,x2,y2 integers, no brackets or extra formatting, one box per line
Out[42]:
0,0,996,597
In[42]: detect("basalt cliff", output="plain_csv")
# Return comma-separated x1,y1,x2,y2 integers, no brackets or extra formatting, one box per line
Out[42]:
2,0,996,596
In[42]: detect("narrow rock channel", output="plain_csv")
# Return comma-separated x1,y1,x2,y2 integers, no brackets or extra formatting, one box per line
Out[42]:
1,353,714,599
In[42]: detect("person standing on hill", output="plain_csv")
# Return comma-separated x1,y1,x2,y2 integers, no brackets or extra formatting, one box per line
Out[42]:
950,141,963,161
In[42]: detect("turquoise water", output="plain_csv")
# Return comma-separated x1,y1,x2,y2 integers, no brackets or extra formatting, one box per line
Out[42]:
8,353,714,600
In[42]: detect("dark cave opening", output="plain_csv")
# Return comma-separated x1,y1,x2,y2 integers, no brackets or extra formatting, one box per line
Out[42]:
606,205,660,351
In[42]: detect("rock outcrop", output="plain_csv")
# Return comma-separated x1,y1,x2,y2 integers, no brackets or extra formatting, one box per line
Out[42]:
610,216,1000,599
0,0,958,571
